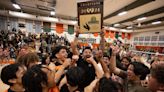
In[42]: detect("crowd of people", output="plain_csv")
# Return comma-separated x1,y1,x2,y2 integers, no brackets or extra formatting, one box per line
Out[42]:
0,28,164,92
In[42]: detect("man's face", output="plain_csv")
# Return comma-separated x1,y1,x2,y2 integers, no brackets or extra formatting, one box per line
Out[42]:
82,49,92,59
3,48,9,57
16,65,27,84
147,74,160,92
56,49,68,61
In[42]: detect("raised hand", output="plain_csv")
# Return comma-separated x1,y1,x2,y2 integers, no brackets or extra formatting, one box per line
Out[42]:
63,58,71,68
75,26,81,37
71,55,79,66
111,46,119,56
86,56,95,64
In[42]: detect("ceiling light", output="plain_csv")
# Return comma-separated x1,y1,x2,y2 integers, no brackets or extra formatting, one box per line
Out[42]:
50,11,55,15
109,27,118,31
127,26,132,29
118,11,127,16
137,17,147,21
114,23,120,27
151,21,161,25
137,23,141,27
12,4,21,9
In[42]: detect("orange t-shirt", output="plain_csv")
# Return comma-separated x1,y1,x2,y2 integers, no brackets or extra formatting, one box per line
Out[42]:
49,86,59,92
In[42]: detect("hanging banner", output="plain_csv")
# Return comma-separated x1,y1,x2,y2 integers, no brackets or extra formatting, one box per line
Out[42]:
68,25,74,34
43,22,51,32
56,23,64,34
115,32,119,39
35,21,42,33
26,20,33,33
78,38,96,43
78,1,103,33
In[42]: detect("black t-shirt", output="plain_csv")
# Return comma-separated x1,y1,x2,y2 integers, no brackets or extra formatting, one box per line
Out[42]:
60,84,82,92
76,56,96,90
7,88,15,92
7,88,26,92
60,84,69,92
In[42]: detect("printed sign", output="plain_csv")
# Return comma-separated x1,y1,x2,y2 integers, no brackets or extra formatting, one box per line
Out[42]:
78,38,96,43
78,1,103,33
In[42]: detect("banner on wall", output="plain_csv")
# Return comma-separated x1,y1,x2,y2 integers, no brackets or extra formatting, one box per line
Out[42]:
78,38,96,43
56,23,64,34
43,22,51,32
0,16,7,31
68,25,74,34
10,18,18,31
26,20,33,33
35,21,42,33
77,1,103,33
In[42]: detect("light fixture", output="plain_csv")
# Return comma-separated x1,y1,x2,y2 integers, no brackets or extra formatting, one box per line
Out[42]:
137,17,147,21
114,23,120,27
127,26,132,29
151,21,161,25
117,11,127,16
137,22,141,27
50,11,55,15
12,4,21,9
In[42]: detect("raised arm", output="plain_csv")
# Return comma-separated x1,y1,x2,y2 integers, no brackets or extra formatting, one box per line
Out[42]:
86,56,103,79
99,29,110,78
109,46,122,75
54,58,71,83
70,26,80,55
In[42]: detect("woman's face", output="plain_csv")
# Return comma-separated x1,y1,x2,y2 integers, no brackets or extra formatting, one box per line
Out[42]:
103,57,110,65
121,58,129,69
46,57,50,65
127,64,138,81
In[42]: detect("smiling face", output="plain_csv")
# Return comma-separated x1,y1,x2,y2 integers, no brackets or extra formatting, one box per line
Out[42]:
82,49,92,59
121,58,130,69
103,57,110,66
56,49,68,61
127,64,138,81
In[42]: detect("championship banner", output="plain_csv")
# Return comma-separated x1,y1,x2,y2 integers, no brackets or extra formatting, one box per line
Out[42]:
78,1,103,33
78,38,96,43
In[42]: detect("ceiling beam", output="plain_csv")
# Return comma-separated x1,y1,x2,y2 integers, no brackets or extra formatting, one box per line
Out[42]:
103,0,154,20
117,6,164,24
141,16,164,25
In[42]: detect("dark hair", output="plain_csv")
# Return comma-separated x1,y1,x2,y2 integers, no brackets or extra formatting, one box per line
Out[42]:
121,57,131,63
82,46,92,54
22,64,48,92
51,45,67,59
41,54,49,65
98,77,119,92
131,62,150,80
1,63,21,86
103,53,110,59
151,63,164,84
66,66,85,86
